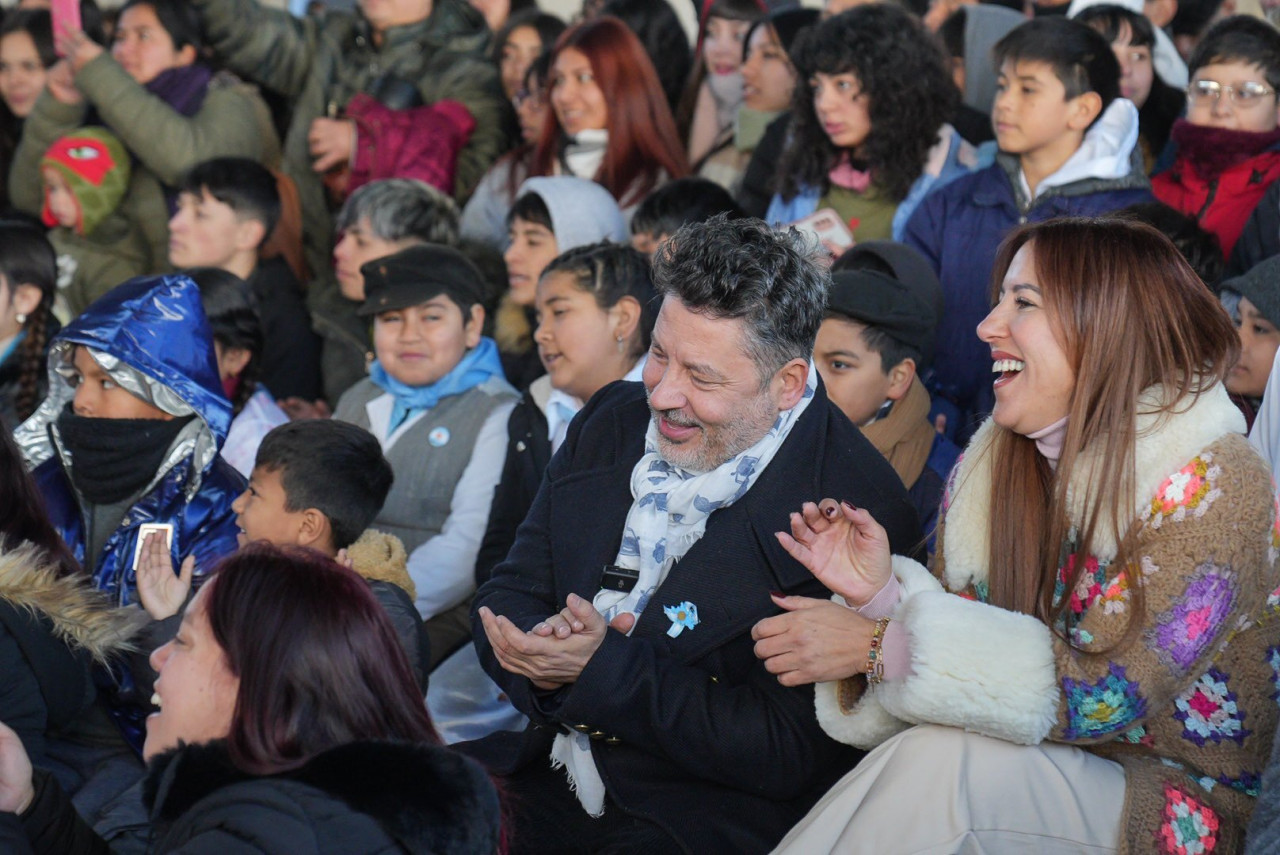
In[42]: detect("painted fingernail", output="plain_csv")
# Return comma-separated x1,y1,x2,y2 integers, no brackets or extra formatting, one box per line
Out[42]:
823,505,838,517
842,500,857,510
770,590,785,599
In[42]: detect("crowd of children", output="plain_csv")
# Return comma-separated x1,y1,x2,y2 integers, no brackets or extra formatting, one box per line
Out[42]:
2,0,1280,850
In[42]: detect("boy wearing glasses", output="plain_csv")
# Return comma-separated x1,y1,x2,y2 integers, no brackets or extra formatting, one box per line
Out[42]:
1153,17,1280,262
903,18,1151,442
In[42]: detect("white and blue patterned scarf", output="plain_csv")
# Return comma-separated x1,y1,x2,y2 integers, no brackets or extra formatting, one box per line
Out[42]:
550,363,818,815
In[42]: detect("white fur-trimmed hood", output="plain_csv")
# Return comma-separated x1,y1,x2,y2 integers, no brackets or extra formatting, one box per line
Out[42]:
941,384,1244,593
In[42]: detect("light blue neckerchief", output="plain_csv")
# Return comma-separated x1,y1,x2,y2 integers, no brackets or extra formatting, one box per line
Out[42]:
0,331,26,366
368,336,506,434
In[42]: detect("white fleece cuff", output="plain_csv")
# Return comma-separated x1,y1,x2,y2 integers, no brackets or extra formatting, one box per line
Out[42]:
878,592,1060,745
813,556,944,749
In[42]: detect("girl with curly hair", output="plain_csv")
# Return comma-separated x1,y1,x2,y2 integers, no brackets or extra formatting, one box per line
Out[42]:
766,5,973,244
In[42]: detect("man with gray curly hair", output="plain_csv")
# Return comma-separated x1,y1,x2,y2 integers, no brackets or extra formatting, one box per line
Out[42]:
465,215,920,854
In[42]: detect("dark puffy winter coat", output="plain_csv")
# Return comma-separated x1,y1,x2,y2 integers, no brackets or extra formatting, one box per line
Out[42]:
474,385,551,589
0,544,143,764
17,739,502,854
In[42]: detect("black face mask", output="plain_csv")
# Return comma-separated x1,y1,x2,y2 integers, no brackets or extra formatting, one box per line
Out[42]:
55,405,195,505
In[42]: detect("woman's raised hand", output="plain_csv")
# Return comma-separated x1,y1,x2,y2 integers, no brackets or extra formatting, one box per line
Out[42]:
0,722,34,815
776,499,893,607
45,60,83,106
54,28,103,74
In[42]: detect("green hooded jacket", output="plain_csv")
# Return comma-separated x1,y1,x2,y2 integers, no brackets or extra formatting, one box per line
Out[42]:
8,59,280,273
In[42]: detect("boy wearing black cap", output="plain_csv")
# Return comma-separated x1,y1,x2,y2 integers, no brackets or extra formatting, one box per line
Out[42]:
817,242,960,553
333,244,517,669
1220,254,1280,430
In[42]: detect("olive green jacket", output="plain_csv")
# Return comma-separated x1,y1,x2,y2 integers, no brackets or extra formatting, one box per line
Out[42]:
8,56,280,273
190,0,514,403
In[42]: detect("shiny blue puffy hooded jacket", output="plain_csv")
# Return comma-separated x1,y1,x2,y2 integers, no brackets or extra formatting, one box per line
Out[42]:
27,275,245,608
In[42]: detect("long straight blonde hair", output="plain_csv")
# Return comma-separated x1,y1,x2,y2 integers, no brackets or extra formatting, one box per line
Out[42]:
982,218,1239,650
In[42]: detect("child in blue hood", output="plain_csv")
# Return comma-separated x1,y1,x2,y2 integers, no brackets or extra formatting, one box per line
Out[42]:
13,273,244,758
333,244,517,670
16,273,243,605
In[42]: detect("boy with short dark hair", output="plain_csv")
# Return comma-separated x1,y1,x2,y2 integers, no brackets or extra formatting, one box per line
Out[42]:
229,419,431,686
1154,17,1280,264
138,417,430,686
1215,254,1280,431
629,178,745,258
170,157,323,402
904,17,1151,442
817,241,959,553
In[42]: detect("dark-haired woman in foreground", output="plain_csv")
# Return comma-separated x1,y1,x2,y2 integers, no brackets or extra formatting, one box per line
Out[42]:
757,218,1278,852
0,545,501,854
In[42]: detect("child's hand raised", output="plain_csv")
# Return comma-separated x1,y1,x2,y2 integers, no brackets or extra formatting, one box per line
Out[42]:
775,499,893,607
136,531,193,621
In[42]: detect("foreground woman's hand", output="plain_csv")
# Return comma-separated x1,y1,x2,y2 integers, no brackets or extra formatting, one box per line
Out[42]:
776,499,893,607
752,596,875,686
0,722,34,815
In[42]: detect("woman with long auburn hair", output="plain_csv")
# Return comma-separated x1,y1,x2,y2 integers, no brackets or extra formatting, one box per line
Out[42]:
754,217,1279,852
461,15,688,248
0,544,502,854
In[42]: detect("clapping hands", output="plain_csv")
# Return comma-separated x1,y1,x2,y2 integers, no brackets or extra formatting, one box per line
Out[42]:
480,594,634,691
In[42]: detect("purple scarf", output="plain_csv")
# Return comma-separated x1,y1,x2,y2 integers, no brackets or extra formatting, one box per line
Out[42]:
1170,118,1280,181
145,63,213,117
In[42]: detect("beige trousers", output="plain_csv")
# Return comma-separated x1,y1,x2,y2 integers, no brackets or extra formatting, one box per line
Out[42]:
774,725,1126,854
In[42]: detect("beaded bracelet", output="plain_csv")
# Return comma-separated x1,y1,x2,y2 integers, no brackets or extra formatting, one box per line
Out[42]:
865,617,891,685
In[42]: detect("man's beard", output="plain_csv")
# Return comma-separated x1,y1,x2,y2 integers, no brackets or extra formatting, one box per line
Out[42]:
647,390,779,474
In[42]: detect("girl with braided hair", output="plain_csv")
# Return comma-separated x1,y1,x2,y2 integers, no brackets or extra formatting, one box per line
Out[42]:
0,223,59,431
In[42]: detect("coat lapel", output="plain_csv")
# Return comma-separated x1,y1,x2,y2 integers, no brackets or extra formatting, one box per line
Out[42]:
627,397,832,662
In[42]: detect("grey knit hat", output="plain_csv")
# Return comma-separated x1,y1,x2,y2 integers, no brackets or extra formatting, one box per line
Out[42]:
1222,254,1280,328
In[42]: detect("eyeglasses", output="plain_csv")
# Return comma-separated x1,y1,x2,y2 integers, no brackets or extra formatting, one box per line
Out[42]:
1186,79,1276,108
512,88,543,110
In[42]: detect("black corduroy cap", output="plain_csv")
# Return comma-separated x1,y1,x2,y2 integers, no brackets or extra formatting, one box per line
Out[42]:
827,269,939,367
357,244,485,317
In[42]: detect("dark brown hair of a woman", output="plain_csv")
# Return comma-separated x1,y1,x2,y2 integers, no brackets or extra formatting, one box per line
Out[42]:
982,217,1239,652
